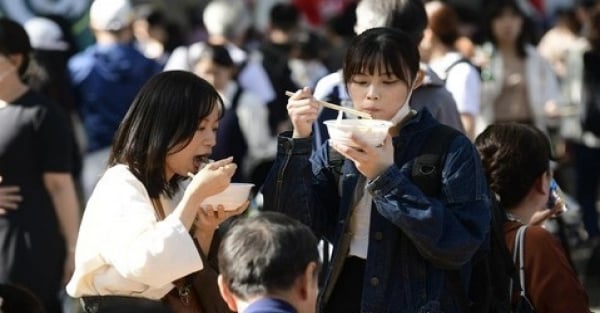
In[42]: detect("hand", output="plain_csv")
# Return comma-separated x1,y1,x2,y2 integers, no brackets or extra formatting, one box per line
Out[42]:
193,201,249,253
330,133,395,180
0,176,22,215
195,200,249,235
287,87,319,138
529,203,564,226
184,157,237,204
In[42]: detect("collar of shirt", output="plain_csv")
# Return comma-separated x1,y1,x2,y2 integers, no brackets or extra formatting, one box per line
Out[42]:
243,298,298,313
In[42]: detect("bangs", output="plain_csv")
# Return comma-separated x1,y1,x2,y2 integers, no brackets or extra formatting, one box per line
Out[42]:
344,42,413,85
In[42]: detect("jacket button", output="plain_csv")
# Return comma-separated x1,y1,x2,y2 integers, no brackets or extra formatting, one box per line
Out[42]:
370,277,379,286
374,232,383,240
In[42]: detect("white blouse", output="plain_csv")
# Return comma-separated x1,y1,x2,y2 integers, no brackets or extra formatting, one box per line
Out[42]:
66,164,203,299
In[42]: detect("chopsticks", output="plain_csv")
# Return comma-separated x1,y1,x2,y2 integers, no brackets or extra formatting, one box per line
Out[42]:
285,91,372,119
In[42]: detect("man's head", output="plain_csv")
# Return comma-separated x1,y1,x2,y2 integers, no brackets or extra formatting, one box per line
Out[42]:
218,212,320,313
354,0,428,43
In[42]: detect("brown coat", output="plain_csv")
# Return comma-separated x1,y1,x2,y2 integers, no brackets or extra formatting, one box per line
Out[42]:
504,221,590,313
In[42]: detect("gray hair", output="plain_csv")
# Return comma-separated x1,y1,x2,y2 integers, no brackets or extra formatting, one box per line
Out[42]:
203,0,252,39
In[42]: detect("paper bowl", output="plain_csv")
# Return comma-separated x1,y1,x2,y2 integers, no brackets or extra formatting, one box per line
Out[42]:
201,183,254,211
324,119,393,147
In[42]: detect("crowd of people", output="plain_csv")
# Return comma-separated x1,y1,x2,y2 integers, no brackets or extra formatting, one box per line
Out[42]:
1,0,600,312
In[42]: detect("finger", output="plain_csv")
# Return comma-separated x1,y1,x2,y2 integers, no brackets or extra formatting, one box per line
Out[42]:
200,205,213,216
213,206,222,218
208,157,234,169
0,202,19,210
0,208,6,215
216,205,226,219
0,194,23,202
0,186,21,193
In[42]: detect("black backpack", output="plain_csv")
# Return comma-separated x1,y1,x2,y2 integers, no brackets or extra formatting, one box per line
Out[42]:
325,124,517,312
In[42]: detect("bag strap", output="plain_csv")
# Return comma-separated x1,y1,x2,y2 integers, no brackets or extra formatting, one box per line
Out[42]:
442,58,470,81
510,225,535,310
411,124,461,197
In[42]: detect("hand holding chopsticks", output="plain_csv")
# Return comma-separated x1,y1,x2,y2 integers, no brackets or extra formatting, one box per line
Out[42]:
285,91,372,119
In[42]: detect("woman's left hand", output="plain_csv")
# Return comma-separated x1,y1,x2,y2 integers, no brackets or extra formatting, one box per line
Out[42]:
330,133,395,180
195,200,249,233
193,201,249,254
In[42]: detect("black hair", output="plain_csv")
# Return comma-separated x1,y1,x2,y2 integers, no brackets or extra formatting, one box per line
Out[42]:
269,3,300,32
484,0,532,58
475,123,552,210
357,0,428,44
218,212,320,300
0,17,32,78
109,71,224,198
196,44,235,68
343,27,420,87
588,4,600,50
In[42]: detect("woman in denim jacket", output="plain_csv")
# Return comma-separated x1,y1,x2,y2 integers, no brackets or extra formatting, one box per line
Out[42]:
261,28,491,313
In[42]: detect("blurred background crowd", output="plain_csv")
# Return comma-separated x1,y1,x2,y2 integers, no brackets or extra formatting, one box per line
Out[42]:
0,0,599,311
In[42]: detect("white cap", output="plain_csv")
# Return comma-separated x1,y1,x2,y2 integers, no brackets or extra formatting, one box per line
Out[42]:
24,17,69,51
89,0,133,31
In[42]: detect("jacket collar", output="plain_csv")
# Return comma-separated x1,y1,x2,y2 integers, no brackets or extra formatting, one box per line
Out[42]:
244,298,298,313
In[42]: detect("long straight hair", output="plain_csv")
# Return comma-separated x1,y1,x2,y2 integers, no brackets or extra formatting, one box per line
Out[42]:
109,70,224,198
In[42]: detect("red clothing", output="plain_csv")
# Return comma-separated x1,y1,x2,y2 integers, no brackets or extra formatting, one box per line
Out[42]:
504,221,590,313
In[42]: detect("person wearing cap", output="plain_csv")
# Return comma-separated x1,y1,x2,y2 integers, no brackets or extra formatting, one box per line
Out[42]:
476,122,591,312
0,17,81,313
68,0,162,200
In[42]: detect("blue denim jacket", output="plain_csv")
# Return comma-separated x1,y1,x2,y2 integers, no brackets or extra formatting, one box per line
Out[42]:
261,110,491,313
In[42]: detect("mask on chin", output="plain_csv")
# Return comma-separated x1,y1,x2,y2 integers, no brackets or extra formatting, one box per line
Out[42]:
389,89,413,125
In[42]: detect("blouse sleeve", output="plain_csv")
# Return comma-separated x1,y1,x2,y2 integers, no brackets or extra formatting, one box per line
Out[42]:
74,166,203,289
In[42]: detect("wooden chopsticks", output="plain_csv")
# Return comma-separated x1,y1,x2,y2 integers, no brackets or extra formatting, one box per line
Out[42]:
285,91,372,119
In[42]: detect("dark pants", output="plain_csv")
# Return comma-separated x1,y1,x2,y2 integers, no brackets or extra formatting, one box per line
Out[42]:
81,296,173,313
574,143,600,239
324,256,365,313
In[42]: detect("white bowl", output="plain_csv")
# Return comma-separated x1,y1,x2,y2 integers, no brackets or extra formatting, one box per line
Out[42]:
201,183,254,211
324,119,393,147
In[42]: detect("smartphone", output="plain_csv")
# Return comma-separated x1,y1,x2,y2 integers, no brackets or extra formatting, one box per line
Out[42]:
547,178,567,214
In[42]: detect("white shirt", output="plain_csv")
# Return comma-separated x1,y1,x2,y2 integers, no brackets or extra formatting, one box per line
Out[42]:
66,165,203,299
429,52,481,116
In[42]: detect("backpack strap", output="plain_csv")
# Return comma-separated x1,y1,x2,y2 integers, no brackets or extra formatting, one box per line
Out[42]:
442,57,480,83
230,85,244,110
411,124,461,197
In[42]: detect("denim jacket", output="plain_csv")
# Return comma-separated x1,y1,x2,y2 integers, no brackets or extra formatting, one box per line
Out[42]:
261,109,491,313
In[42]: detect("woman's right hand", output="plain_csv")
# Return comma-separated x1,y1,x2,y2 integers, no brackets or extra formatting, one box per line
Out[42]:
287,87,320,138
184,157,237,204
0,176,22,215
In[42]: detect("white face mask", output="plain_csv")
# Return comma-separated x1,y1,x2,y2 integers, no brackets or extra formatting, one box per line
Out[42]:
389,88,413,125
